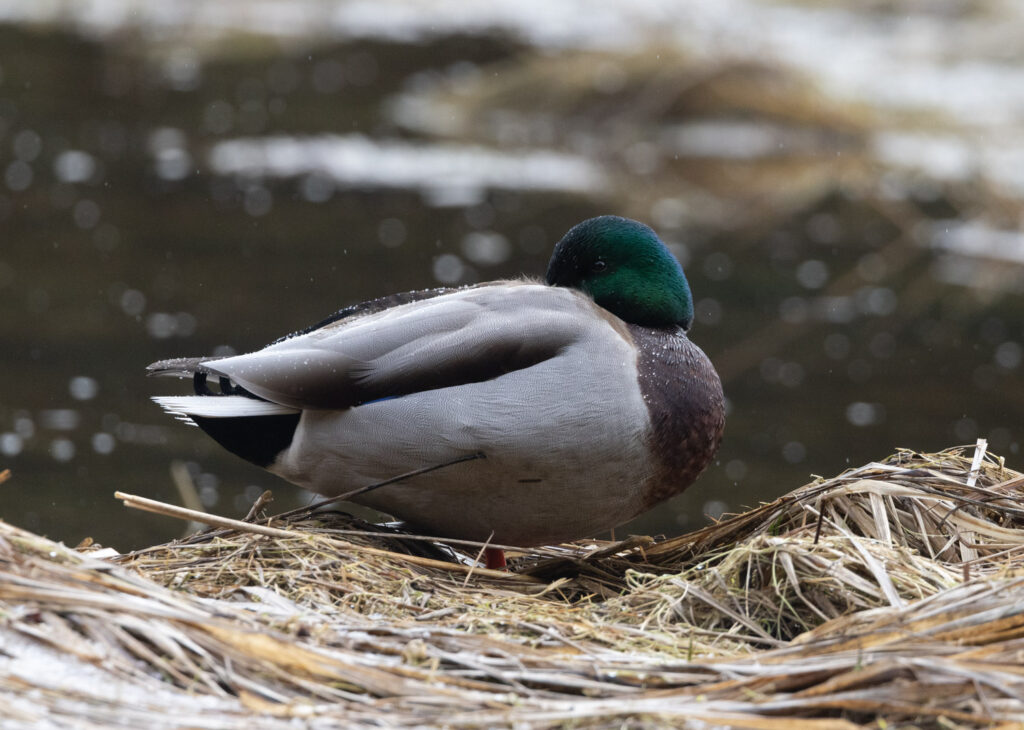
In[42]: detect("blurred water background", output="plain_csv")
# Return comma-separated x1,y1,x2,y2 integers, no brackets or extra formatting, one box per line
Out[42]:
2,0,1024,551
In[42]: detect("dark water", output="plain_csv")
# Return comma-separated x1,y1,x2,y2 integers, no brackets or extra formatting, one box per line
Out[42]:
2,20,1022,551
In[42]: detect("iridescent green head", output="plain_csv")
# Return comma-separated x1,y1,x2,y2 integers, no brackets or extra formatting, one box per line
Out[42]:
546,215,694,329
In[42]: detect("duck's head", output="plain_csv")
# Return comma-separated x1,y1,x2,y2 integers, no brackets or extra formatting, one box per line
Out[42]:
545,215,693,329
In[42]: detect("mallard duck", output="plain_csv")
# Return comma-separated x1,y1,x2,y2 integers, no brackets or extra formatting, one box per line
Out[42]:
149,215,725,568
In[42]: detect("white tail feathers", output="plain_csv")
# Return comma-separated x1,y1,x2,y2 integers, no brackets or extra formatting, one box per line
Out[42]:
152,396,300,425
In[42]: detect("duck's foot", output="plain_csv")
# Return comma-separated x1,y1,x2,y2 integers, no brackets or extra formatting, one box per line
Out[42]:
483,547,507,570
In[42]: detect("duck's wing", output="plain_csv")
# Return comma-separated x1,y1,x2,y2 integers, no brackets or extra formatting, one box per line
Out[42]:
147,287,459,379
271,286,458,344
164,284,590,411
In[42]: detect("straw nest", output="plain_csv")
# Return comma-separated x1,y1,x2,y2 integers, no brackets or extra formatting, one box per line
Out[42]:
3,444,1024,728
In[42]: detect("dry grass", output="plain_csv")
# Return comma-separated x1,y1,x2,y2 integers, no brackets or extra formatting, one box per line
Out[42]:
3,444,1024,728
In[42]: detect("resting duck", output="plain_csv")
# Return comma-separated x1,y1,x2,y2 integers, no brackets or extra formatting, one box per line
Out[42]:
150,216,725,568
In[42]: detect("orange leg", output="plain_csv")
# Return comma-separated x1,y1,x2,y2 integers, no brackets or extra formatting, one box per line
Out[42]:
484,547,507,570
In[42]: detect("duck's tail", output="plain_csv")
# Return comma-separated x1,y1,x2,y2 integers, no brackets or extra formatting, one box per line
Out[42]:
153,396,301,468
153,395,299,422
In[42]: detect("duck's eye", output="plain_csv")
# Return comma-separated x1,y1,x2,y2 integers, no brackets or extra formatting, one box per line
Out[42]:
591,260,607,273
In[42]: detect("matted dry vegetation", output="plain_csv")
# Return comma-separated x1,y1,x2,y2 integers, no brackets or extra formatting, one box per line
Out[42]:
3,445,1024,728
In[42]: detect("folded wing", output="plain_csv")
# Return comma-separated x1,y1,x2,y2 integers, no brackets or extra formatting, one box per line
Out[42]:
155,285,584,410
